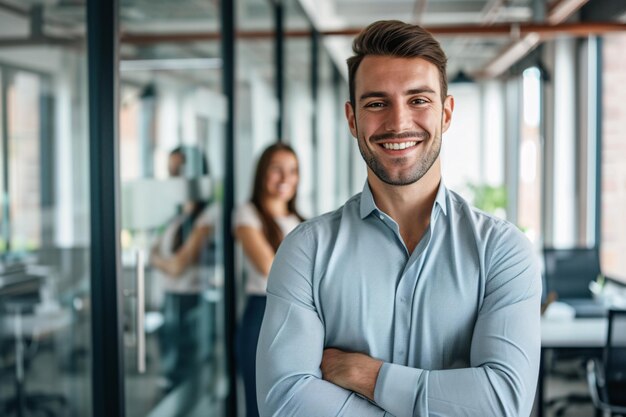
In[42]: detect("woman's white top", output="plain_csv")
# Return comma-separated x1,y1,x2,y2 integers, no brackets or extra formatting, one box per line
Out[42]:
154,205,216,294
234,202,301,295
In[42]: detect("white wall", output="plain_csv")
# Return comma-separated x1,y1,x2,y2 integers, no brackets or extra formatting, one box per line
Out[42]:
552,37,577,247
442,82,482,200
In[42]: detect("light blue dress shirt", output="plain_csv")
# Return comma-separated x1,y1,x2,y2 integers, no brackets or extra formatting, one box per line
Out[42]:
257,181,542,417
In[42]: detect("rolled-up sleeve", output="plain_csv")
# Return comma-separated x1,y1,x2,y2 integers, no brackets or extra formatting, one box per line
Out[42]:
373,224,542,417
256,225,388,417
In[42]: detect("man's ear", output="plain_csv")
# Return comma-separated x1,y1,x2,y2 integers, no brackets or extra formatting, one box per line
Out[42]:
345,101,358,138
441,95,454,133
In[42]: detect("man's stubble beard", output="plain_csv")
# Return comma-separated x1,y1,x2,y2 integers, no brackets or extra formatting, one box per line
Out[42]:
355,121,443,187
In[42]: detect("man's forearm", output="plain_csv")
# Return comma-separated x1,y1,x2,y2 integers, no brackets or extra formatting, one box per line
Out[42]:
321,348,383,401
322,348,539,417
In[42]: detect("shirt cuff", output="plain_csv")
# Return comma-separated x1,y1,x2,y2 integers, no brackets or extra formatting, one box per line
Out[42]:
374,363,428,417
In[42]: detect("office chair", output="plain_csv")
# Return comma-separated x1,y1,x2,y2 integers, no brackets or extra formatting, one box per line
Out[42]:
0,268,68,417
543,247,606,316
543,247,605,416
587,309,626,416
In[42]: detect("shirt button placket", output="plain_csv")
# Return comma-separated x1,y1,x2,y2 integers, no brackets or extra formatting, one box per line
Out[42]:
393,281,410,364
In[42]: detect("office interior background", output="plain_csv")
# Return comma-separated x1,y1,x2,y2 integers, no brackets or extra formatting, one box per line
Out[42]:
0,0,625,416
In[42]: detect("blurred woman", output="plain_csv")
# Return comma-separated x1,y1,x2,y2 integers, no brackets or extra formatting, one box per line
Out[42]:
235,143,304,417
151,146,215,391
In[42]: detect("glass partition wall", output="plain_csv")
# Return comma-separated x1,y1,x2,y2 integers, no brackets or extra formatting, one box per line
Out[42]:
0,2,92,416
0,1,231,416
118,2,228,416
235,0,277,207
283,0,314,216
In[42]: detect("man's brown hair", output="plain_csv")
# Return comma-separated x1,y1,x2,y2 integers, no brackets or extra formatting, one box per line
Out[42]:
347,20,448,106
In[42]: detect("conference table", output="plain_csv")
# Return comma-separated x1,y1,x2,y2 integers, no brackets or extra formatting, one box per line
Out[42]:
538,317,607,417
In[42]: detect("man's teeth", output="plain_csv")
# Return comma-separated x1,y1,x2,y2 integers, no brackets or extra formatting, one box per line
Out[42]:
382,141,417,150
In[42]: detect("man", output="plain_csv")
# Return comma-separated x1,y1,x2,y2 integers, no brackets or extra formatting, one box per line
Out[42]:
168,146,186,177
257,20,541,417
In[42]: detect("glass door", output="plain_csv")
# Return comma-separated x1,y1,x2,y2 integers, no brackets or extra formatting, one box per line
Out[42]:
118,2,228,416
0,3,93,416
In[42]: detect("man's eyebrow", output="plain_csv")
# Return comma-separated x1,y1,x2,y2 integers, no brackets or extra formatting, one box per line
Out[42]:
359,91,387,101
406,88,436,95
359,88,437,101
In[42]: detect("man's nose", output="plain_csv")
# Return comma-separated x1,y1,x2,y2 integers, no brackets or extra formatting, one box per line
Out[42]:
385,105,413,132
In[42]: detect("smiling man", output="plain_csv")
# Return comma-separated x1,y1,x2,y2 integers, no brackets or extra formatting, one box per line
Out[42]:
256,20,541,417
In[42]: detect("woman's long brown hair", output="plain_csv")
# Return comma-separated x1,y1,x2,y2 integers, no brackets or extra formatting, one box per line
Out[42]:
250,143,304,252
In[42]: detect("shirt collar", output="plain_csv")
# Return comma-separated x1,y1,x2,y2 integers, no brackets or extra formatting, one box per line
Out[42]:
359,179,449,219
359,181,378,219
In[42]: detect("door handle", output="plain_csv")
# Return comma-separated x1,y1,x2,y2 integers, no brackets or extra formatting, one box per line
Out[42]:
136,249,146,373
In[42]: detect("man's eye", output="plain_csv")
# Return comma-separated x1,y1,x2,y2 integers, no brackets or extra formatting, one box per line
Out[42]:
411,98,428,105
365,102,385,108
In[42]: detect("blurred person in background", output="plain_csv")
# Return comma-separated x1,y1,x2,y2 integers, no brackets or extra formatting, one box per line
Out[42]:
151,146,216,392
234,143,304,417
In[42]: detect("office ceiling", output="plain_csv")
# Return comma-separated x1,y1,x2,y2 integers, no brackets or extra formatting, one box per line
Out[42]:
114,0,626,83
302,0,626,79
305,0,537,78
0,0,625,84
116,0,626,81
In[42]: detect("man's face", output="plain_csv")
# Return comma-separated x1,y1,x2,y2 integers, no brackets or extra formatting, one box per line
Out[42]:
168,153,185,177
345,55,453,186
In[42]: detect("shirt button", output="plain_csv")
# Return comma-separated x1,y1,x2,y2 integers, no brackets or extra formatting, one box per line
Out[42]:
379,214,384,220
400,297,407,303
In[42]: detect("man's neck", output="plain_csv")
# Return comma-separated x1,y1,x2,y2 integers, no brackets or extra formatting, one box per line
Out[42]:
368,160,441,253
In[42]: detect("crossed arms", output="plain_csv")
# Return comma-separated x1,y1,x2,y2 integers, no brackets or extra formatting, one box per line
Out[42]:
256,225,542,417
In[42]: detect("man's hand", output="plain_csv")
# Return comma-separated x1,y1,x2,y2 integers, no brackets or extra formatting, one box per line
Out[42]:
321,348,383,401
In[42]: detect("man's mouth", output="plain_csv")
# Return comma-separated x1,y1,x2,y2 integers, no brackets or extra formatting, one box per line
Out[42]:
381,141,418,150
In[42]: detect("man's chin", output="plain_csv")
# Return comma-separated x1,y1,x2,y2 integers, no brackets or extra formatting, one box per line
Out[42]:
381,178,421,187
371,171,421,187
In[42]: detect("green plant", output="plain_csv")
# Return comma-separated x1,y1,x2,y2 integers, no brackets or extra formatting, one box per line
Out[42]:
466,183,507,215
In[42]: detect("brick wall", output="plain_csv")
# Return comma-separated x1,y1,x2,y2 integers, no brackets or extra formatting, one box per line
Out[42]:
601,34,626,283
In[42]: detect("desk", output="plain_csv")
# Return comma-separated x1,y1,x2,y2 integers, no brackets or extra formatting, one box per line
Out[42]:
539,318,607,417
542,318,607,348
2,309,72,339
